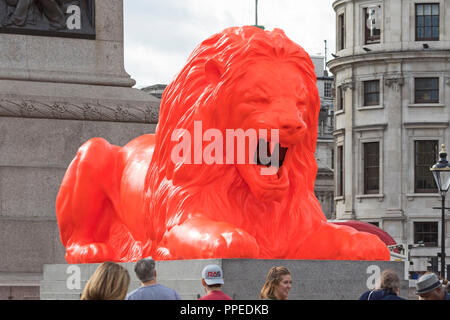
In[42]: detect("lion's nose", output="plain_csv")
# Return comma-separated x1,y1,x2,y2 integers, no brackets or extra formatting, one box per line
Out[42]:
275,114,307,145
280,118,304,132
278,116,306,134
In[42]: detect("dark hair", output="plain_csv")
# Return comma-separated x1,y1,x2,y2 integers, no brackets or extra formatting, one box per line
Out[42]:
205,283,222,290
134,258,156,283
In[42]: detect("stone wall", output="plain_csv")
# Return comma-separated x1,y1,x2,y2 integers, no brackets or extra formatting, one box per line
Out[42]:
41,259,410,300
0,0,160,299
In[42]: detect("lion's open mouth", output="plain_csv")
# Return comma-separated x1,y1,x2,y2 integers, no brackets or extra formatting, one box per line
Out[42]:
238,138,290,202
254,139,288,168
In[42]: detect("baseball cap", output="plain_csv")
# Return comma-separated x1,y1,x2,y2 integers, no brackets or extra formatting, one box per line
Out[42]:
202,264,224,285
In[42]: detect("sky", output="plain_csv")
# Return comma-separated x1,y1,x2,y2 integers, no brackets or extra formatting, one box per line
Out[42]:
123,0,336,88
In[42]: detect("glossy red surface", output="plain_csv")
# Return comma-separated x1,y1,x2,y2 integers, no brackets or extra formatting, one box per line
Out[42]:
56,26,390,262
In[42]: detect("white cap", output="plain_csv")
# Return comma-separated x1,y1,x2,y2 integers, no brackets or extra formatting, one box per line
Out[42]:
202,264,224,285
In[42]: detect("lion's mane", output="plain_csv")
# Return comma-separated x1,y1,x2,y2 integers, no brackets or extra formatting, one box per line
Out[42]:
144,26,325,258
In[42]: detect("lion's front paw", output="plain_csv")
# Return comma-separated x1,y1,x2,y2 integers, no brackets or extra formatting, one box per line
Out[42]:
160,216,260,259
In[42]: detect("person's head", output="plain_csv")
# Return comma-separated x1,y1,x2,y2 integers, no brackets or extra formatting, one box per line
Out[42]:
377,269,401,294
260,266,292,300
444,279,450,293
416,272,446,300
201,264,224,292
134,257,157,284
80,261,130,300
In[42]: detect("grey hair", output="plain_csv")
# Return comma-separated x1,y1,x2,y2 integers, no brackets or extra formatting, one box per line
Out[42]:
134,258,156,283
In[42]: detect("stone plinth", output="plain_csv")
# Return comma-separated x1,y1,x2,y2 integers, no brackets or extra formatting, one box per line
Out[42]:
40,259,409,300
0,0,130,87
0,0,160,298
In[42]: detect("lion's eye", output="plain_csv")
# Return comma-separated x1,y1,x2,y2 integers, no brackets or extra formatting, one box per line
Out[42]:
248,97,270,104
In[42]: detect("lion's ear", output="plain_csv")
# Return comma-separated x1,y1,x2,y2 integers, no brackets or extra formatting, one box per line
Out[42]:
205,59,224,84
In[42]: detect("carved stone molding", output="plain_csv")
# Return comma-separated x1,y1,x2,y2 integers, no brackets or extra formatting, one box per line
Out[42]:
384,77,404,92
332,128,345,136
341,80,354,91
0,0,96,39
0,98,160,123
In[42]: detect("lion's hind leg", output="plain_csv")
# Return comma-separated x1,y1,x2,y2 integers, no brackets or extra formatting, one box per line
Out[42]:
56,138,131,263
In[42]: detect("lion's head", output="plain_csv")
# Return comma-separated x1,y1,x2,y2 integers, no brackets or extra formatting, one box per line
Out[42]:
146,26,322,224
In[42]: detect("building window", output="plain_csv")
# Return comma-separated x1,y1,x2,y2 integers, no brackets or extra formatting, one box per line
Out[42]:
364,7,381,44
414,140,438,193
331,149,334,170
364,142,379,194
414,222,438,247
415,78,439,103
324,82,332,98
416,3,439,41
337,145,344,196
336,86,343,111
338,13,345,50
363,80,380,106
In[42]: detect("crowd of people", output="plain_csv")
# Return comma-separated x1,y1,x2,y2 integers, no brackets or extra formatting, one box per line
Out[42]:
79,259,450,300
358,270,450,300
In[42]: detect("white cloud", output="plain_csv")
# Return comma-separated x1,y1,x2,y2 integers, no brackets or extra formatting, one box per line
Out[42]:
124,44,188,87
124,0,336,87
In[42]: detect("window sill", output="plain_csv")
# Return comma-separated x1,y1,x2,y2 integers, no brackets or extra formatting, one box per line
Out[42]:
412,244,438,249
406,193,440,200
335,109,344,115
334,196,344,201
415,39,439,42
357,105,384,111
408,103,444,108
356,194,384,202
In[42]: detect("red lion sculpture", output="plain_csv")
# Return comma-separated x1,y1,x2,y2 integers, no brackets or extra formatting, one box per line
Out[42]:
56,26,390,263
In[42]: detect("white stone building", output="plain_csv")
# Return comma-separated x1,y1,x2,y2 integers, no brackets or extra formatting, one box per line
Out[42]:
311,56,335,219
141,84,167,99
328,0,450,276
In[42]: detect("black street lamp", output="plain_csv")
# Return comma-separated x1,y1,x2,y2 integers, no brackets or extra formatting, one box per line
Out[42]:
430,144,450,279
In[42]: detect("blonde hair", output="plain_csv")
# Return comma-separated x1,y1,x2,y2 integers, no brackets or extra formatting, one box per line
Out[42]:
260,266,291,300
81,262,130,300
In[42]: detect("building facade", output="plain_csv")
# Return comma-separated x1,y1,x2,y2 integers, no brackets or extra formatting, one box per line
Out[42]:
311,56,336,219
328,0,450,274
142,84,167,99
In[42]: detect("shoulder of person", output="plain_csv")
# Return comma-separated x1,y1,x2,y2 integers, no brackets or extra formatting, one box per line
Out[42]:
358,290,371,300
168,286,181,299
125,287,141,300
158,284,181,298
382,294,405,300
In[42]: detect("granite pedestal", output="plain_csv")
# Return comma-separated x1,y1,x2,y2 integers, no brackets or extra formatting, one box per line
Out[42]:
41,259,409,300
